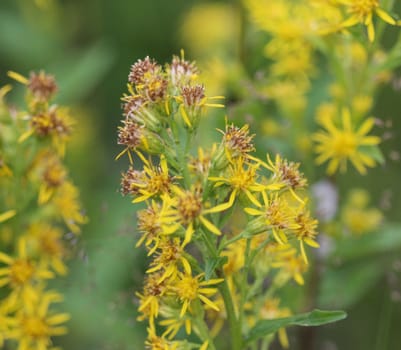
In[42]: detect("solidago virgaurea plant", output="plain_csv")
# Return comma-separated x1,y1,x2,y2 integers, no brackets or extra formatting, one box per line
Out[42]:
0,71,86,349
116,53,346,350
176,3,401,346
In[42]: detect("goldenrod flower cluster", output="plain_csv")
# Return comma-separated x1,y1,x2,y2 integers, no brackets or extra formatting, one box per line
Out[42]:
0,72,86,349
117,53,319,349
243,0,399,176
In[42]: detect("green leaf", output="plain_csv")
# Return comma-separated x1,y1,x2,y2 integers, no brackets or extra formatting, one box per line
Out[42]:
204,256,228,280
245,309,347,344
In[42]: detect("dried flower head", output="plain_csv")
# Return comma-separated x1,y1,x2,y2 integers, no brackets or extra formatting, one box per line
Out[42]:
169,54,199,86
143,75,169,102
31,106,72,138
129,56,159,85
122,95,146,119
266,154,307,190
222,123,255,157
28,71,58,102
180,84,205,107
120,167,145,196
117,119,144,149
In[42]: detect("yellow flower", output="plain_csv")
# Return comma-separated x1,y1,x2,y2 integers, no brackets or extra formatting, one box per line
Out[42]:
163,186,229,245
293,208,320,264
137,272,169,325
129,152,173,204
25,223,67,275
269,243,307,285
145,325,179,350
0,293,18,346
160,315,192,339
0,238,54,289
222,240,245,276
180,3,239,57
136,199,181,254
338,0,398,41
146,237,192,283
258,153,307,202
19,106,74,157
245,192,299,245
209,157,266,209
189,146,216,176
38,155,67,205
8,288,69,350
51,181,87,234
313,108,380,174
171,272,223,317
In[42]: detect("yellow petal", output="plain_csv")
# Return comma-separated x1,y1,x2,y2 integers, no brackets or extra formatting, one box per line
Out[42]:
200,216,221,236
0,210,16,223
47,313,70,325
7,71,29,84
375,8,396,25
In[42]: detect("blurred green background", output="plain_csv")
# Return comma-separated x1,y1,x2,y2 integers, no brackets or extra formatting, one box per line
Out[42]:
0,0,400,349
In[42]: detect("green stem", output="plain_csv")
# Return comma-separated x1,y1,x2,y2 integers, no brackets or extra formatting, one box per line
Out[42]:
180,130,193,188
193,306,217,350
217,275,242,350
200,230,242,350
239,238,251,333
236,0,247,67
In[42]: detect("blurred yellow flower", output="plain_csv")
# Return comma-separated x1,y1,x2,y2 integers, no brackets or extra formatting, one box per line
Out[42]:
342,188,383,234
313,108,380,174
338,0,398,41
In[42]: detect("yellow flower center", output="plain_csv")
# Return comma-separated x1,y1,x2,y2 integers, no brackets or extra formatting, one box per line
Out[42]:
138,206,162,236
230,165,257,190
332,132,357,157
178,191,202,224
41,236,63,257
266,200,289,229
22,316,49,338
176,276,199,301
145,279,166,297
158,240,181,264
147,172,171,194
43,163,65,187
10,259,35,285
350,0,378,18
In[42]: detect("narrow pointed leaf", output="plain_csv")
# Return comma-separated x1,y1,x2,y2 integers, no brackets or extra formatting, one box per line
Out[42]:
245,309,346,344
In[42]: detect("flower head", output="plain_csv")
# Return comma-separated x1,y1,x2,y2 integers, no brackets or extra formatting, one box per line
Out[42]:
137,272,169,324
313,108,380,174
338,0,398,41
0,238,54,290
8,289,69,350
52,182,87,234
167,51,199,87
171,272,223,317
28,71,58,102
